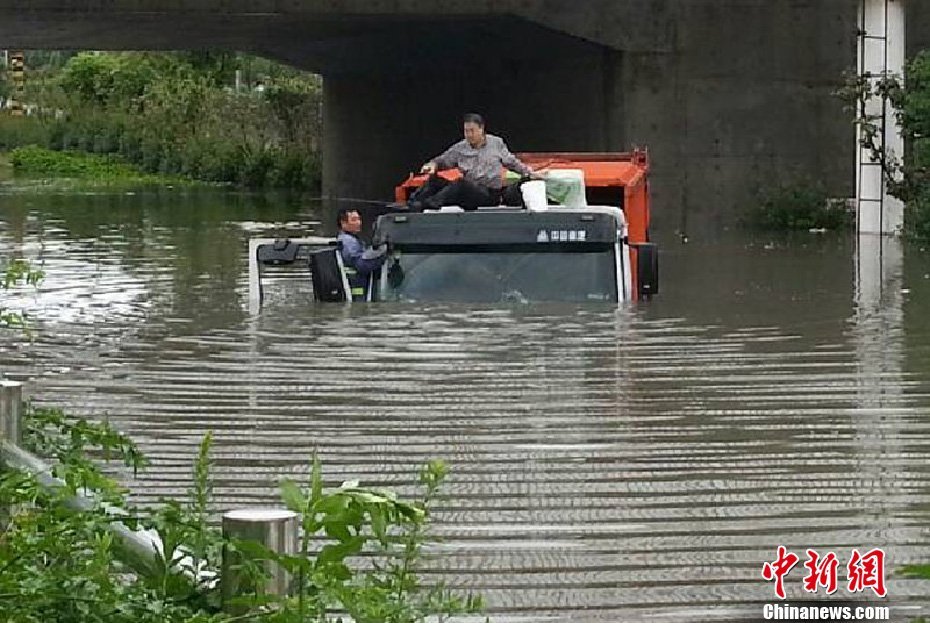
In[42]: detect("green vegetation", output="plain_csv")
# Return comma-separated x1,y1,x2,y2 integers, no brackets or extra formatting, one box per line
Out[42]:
0,51,321,190
750,179,853,231
1,257,43,332
7,145,194,188
901,565,930,623
0,405,485,623
838,49,930,239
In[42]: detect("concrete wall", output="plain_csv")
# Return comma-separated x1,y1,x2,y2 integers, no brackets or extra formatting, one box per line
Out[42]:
626,1,858,234
909,1,930,53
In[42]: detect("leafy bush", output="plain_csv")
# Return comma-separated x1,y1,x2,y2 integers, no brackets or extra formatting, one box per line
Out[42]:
58,52,158,109
751,180,854,231
0,52,323,190
0,115,52,150
0,406,203,623
0,406,485,623
234,457,485,622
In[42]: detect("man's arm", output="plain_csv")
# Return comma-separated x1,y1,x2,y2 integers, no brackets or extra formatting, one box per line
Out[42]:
340,234,385,276
356,246,387,275
423,142,461,173
498,138,533,177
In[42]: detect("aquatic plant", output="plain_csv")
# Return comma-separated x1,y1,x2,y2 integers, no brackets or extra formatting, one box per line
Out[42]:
0,258,43,333
7,145,196,188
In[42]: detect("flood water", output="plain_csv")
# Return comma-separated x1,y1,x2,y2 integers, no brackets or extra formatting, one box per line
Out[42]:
2,190,930,622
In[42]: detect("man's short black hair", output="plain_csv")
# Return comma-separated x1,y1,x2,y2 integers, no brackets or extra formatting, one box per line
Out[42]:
463,113,485,127
336,207,357,230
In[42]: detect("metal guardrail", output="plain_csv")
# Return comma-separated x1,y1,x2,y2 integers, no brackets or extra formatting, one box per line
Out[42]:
0,380,299,607
0,380,182,579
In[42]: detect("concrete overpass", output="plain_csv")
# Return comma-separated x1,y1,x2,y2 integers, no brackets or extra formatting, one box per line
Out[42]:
1,1,929,231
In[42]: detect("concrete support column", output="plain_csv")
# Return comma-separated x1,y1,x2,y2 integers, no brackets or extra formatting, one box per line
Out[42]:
323,73,433,203
857,0,906,235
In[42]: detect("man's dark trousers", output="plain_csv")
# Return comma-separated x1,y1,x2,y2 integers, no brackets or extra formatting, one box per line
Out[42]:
411,175,524,211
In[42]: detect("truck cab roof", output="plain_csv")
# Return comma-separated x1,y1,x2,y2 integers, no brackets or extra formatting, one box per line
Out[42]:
372,206,627,248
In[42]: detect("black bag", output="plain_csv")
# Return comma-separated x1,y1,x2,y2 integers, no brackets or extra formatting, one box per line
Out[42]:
308,248,347,302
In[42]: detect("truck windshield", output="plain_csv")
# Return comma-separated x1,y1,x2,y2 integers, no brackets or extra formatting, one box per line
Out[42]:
381,246,617,303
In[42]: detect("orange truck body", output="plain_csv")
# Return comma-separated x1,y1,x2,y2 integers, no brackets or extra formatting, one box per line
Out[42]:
394,149,651,245
394,149,653,299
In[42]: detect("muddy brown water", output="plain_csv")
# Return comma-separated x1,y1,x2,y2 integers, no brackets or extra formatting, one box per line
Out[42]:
2,191,930,621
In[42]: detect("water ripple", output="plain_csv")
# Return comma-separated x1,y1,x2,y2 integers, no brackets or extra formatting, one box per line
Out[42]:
2,196,929,621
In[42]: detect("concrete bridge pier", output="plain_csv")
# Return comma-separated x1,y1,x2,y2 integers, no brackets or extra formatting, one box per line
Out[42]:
321,33,628,208
321,48,689,231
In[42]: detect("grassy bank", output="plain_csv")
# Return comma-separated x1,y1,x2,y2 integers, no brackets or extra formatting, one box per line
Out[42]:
2,145,199,190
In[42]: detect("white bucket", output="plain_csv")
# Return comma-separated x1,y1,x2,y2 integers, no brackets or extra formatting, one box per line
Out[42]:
521,180,548,211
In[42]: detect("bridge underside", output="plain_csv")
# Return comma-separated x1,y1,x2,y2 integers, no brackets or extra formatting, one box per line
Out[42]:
2,1,930,231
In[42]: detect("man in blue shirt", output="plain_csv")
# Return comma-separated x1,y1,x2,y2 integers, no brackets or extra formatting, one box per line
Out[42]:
336,208,387,300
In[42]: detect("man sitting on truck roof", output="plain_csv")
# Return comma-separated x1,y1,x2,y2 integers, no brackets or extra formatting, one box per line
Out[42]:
409,113,540,211
337,208,387,301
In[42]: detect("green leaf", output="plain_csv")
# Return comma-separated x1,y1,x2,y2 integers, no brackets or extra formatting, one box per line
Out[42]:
329,561,352,581
323,519,353,543
311,452,323,505
342,490,382,503
370,505,387,544
317,536,365,565
314,493,349,516
394,501,426,522
268,552,313,576
280,478,307,514
229,537,275,561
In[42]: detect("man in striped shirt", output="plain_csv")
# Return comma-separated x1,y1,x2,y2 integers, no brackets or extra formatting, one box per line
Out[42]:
410,113,539,211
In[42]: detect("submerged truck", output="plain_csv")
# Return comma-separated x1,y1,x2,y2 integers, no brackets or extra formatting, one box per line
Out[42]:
248,150,657,310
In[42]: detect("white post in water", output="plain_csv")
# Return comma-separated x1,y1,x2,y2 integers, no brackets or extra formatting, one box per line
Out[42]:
0,380,23,446
0,380,23,521
856,0,906,235
221,509,299,610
